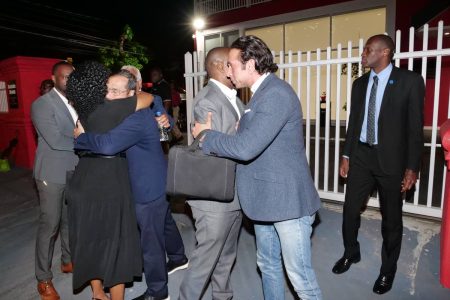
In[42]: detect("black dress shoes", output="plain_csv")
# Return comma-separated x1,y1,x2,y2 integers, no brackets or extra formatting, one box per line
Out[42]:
332,254,361,274
132,293,169,300
373,274,394,294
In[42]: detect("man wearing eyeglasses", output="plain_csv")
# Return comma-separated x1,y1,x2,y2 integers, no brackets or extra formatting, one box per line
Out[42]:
75,70,186,300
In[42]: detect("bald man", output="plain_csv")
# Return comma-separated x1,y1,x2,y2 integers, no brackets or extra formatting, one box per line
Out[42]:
178,47,245,300
332,34,424,294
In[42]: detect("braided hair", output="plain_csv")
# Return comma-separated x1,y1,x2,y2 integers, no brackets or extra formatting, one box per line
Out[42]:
66,61,110,123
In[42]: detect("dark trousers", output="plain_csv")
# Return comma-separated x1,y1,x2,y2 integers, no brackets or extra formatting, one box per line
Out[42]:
343,144,404,275
135,195,185,298
35,180,71,281
165,203,186,263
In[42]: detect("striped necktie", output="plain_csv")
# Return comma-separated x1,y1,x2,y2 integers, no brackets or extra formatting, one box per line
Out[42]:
366,75,378,145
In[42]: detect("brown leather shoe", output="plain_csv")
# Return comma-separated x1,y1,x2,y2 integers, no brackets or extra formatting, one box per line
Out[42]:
37,280,60,300
61,262,73,273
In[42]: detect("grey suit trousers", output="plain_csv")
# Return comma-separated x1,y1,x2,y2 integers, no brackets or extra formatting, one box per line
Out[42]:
179,208,242,300
35,180,71,281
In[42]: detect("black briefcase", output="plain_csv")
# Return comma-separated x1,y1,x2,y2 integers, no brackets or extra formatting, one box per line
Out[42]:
166,130,235,202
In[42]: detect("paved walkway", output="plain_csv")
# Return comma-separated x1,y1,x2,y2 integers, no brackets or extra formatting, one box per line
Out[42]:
1,168,449,299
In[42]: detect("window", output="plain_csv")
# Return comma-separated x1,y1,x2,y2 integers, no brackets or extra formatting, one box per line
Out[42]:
204,30,240,54
0,81,8,113
205,34,221,54
245,24,284,53
285,17,330,52
332,8,386,48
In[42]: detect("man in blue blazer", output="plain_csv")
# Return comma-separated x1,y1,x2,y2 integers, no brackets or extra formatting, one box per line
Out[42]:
74,71,187,300
193,35,322,300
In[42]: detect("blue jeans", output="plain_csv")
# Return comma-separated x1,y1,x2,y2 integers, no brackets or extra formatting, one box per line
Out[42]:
254,215,322,300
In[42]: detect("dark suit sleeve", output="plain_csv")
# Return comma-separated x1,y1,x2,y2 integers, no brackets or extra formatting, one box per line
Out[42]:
406,73,425,171
31,98,74,151
342,80,361,158
202,87,293,161
75,109,153,155
151,95,174,127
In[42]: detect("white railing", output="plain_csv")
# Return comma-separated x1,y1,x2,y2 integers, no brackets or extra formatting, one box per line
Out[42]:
195,0,272,16
184,20,450,219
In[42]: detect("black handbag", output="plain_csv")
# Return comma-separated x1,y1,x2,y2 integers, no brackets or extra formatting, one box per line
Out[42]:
166,130,236,202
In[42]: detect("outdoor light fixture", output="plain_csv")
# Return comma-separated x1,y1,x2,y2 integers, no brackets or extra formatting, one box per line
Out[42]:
193,18,205,30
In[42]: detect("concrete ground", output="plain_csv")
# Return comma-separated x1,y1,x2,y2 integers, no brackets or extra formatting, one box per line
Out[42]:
1,167,450,300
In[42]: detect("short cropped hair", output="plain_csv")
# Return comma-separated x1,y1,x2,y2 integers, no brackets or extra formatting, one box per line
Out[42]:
230,35,278,74
370,34,395,61
66,61,110,122
112,69,137,91
40,79,54,89
52,61,73,75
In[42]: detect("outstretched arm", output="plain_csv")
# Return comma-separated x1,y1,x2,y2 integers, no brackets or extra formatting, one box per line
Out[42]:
75,109,155,155
201,88,293,161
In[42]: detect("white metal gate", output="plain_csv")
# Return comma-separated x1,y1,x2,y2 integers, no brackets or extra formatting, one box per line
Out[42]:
184,20,450,219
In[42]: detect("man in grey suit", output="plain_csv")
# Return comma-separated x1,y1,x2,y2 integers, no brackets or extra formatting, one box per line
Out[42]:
193,36,322,300
179,47,244,300
31,61,78,300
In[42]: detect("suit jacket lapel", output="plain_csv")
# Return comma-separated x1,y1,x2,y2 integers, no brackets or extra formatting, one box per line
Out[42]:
49,89,75,125
356,73,370,131
208,81,240,122
250,73,274,104
378,67,398,121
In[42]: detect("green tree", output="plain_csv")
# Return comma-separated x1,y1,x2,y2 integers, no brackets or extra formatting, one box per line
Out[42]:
99,25,148,70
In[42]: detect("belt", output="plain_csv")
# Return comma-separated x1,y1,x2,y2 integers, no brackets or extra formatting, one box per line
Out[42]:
358,141,378,149
80,152,126,158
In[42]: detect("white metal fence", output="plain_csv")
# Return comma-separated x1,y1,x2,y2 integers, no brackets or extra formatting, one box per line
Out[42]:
184,20,450,219
195,0,272,16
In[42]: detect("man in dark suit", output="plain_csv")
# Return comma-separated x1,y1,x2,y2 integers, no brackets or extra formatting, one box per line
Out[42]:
193,36,322,300
179,47,245,300
74,70,186,300
120,65,189,278
31,61,78,300
332,34,425,294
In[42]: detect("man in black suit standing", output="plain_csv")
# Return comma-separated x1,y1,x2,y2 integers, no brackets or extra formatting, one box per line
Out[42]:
332,34,425,295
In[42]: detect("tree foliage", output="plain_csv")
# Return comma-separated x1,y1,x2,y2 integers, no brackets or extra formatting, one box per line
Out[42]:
99,25,148,70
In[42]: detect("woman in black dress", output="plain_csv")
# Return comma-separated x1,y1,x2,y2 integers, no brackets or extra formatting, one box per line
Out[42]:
65,61,142,300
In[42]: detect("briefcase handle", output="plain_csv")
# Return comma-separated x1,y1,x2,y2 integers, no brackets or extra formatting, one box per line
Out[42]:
189,129,210,152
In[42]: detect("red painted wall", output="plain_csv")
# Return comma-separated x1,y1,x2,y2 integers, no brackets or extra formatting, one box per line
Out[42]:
0,56,60,168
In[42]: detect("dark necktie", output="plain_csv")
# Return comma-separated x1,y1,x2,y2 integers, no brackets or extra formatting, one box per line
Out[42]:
366,75,378,145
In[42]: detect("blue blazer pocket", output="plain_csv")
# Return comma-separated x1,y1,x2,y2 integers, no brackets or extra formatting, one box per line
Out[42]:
251,171,285,204
254,171,279,183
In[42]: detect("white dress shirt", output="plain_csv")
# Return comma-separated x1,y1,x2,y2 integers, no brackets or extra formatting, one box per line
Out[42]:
360,63,393,144
53,87,78,124
250,73,270,94
210,78,241,118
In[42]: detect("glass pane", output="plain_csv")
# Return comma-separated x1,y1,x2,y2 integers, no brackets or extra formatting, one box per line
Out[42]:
245,24,284,53
223,30,240,47
285,17,331,52
205,34,222,54
332,8,386,48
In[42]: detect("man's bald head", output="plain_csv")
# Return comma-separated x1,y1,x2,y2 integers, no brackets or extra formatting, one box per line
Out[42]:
205,47,233,88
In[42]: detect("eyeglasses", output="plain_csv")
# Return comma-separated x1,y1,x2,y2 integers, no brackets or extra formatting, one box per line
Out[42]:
107,88,129,95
